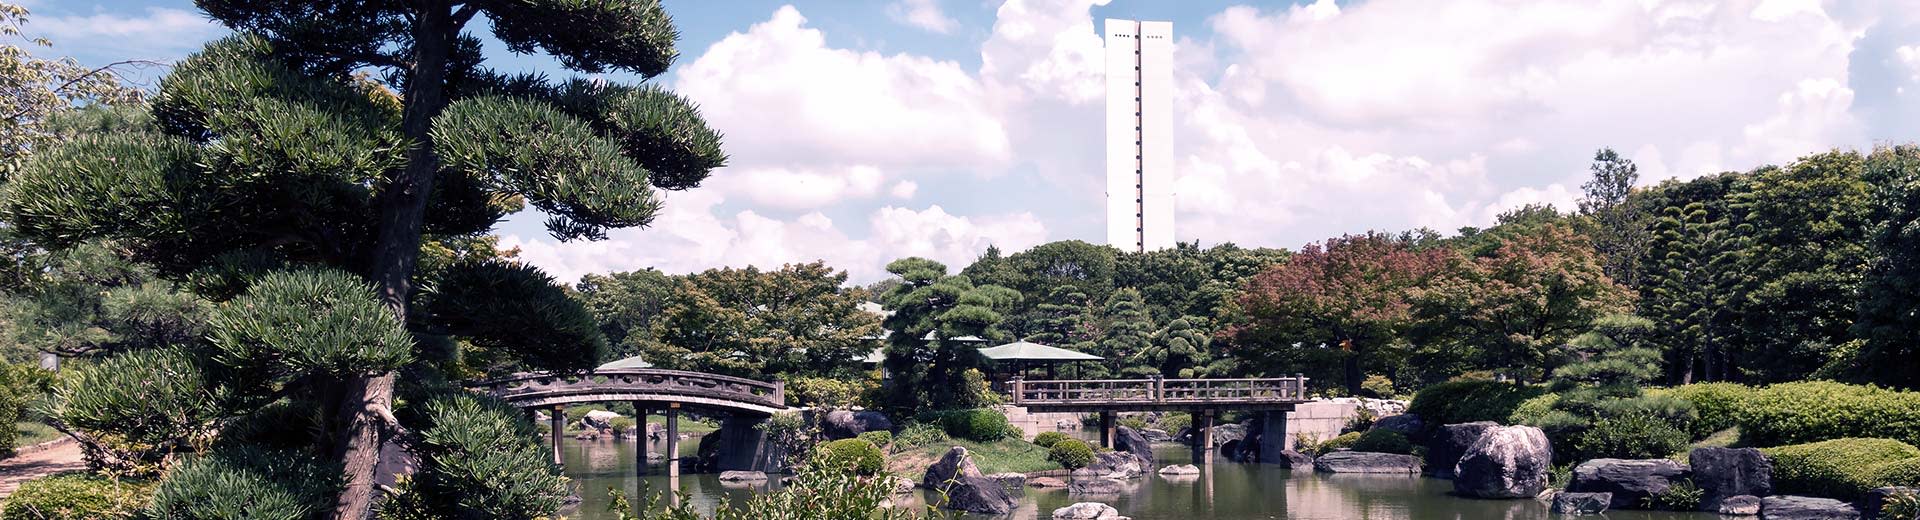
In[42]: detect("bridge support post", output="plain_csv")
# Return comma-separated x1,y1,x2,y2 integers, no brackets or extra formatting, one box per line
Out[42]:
634,403,648,477
550,404,565,467
1099,411,1116,449
1193,409,1215,465
665,404,681,478
1257,410,1289,464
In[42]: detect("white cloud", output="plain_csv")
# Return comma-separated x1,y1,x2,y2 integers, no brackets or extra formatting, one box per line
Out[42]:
674,6,1009,172
26,7,223,61
1897,45,1920,84
710,165,888,210
887,0,959,34
889,180,918,199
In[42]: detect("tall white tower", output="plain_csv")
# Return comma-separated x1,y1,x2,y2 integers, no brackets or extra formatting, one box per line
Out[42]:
1105,19,1174,253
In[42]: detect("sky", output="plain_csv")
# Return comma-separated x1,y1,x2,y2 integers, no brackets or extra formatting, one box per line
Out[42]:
15,0,1920,284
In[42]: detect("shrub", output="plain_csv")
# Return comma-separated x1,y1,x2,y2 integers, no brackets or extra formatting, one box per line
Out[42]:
788,376,874,409
1351,429,1413,455
1119,416,1149,431
45,348,223,475
1572,412,1690,460
1596,394,1698,438
857,430,892,448
1656,382,1751,437
1361,374,1396,398
0,363,52,457
0,472,154,519
1507,392,1562,425
1158,413,1191,434
1313,431,1363,455
1871,457,1920,488
894,422,948,448
935,409,1013,442
1343,406,1377,434
816,439,884,476
1407,381,1544,429
1738,381,1920,448
146,444,342,519
1644,479,1703,511
1880,487,1920,520
1526,410,1591,464
1762,438,1920,499
1047,439,1094,472
756,411,817,469
381,392,569,519
1032,431,1069,449
608,416,637,433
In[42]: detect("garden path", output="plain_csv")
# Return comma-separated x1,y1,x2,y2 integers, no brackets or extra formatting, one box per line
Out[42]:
0,438,84,498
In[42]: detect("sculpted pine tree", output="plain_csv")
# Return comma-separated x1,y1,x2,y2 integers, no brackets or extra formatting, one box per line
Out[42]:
0,1,724,517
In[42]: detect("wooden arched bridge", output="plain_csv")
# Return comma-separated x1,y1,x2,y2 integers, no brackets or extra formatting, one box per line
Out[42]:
468,369,790,477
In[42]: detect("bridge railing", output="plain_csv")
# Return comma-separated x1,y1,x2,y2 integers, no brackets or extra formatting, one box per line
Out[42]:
469,368,786,409
1007,375,1308,406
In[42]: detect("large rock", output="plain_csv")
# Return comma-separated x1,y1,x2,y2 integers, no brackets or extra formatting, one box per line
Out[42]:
1276,449,1315,469
1567,458,1690,509
1550,492,1612,515
717,471,768,482
1862,487,1916,520
1720,495,1762,516
1452,425,1552,499
1052,502,1130,520
1211,423,1247,446
1691,447,1772,511
1028,476,1069,488
1141,428,1171,442
1114,426,1155,465
922,446,985,488
1158,464,1200,475
1069,478,1127,495
1080,452,1146,479
1425,421,1499,479
1759,495,1861,520
1370,413,1424,440
984,472,1027,490
1312,451,1422,474
821,410,893,440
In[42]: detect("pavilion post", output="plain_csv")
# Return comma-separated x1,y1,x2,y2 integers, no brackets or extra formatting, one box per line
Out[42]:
550,404,565,467
665,404,681,478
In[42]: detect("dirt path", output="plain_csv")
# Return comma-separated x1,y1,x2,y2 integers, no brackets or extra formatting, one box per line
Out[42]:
0,438,85,499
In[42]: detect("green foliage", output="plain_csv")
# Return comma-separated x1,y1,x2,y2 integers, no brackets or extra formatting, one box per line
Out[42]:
1643,479,1703,511
1102,288,1156,377
1352,429,1413,455
1653,382,1751,437
757,411,818,469
0,241,210,361
816,439,884,476
930,409,1013,442
0,363,50,456
615,450,930,520
381,392,568,519
1873,457,1920,488
1032,431,1068,449
1360,375,1397,398
856,430,892,449
1762,438,1920,500
45,348,221,475
0,472,154,519
1573,412,1690,460
145,444,343,519
1507,393,1561,425
788,377,872,409
1854,145,1920,389
593,263,879,380
893,422,948,449
207,269,414,383
1736,381,1920,447
1882,487,1920,520
1407,381,1545,428
414,259,605,375
1047,438,1094,472
877,258,1017,415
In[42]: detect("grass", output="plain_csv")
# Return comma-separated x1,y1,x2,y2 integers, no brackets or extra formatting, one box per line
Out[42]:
14,421,61,446
892,437,1057,475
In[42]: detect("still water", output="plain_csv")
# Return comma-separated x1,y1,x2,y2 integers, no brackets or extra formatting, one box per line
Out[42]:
557,435,1713,520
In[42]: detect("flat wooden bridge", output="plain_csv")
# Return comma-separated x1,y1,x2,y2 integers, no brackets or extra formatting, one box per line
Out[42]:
1007,375,1310,464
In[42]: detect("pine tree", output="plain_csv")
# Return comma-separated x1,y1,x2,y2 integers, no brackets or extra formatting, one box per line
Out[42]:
1101,288,1156,377
1579,148,1650,288
0,1,724,516
1643,203,1745,383
876,258,1017,414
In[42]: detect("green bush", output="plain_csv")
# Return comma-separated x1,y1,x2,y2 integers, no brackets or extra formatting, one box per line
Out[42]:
894,422,948,448
857,430,893,448
1047,439,1094,472
1119,416,1148,431
0,363,52,457
1572,412,1690,461
1352,429,1414,454
1739,382,1920,448
1408,381,1544,429
46,349,225,476
1644,479,1703,511
1762,438,1920,499
1314,431,1363,455
934,409,1013,442
146,444,343,519
1879,487,1920,520
788,376,874,409
0,472,154,519
1595,394,1698,438
1871,457,1920,488
1032,431,1069,449
381,392,569,519
1158,413,1191,434
816,438,884,476
1507,392,1561,425
1656,382,1751,437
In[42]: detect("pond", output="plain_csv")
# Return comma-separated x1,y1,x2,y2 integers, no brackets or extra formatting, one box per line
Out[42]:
557,435,1714,520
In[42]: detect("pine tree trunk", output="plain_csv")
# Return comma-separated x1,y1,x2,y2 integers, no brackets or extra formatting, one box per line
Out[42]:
1344,351,1362,396
331,3,451,518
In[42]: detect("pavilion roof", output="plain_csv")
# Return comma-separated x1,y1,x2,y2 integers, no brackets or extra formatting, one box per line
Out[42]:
976,341,1103,361
596,355,655,370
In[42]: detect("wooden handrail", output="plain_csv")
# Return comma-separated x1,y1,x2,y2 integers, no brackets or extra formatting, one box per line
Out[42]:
1006,375,1309,407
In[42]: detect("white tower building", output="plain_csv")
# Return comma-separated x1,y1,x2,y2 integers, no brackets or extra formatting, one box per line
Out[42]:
1105,19,1174,253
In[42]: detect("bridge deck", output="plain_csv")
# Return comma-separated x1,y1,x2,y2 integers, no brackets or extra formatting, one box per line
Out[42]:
1007,375,1309,412
468,368,788,414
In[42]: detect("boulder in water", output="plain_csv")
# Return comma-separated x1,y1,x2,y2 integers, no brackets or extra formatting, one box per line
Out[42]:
1312,451,1421,474
1567,458,1690,509
1451,425,1551,499
1690,447,1772,512
1068,478,1127,495
1720,495,1762,516
1550,492,1612,515
1425,421,1498,479
1115,426,1155,465
1052,502,1130,519
1758,495,1860,520
1157,464,1200,475
717,470,767,482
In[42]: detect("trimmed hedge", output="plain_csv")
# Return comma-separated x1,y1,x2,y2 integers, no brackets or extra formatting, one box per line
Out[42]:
929,409,1015,442
1047,438,1094,471
1654,382,1751,437
817,438,884,475
1507,393,1561,425
1032,431,1069,449
1314,431,1363,455
1407,381,1544,430
0,472,154,519
1351,429,1413,455
1872,457,1920,488
1737,382,1920,448
1572,412,1689,460
1761,438,1920,499
857,430,893,448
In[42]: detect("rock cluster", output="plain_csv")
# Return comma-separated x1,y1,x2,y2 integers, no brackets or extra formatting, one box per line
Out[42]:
820,410,892,440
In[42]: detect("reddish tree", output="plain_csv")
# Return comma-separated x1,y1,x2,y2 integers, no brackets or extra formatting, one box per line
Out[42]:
1229,233,1456,394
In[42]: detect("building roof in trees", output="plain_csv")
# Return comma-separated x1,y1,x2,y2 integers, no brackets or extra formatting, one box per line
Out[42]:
977,341,1104,361
597,355,655,370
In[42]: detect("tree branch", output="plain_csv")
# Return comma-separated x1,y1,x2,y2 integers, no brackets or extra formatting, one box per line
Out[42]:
2,59,168,123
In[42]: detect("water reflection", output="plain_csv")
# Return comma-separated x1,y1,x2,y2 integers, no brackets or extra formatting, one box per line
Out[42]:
559,436,1712,520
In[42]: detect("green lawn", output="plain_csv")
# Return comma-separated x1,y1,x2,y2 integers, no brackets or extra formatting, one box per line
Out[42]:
897,437,1057,475
14,421,61,447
